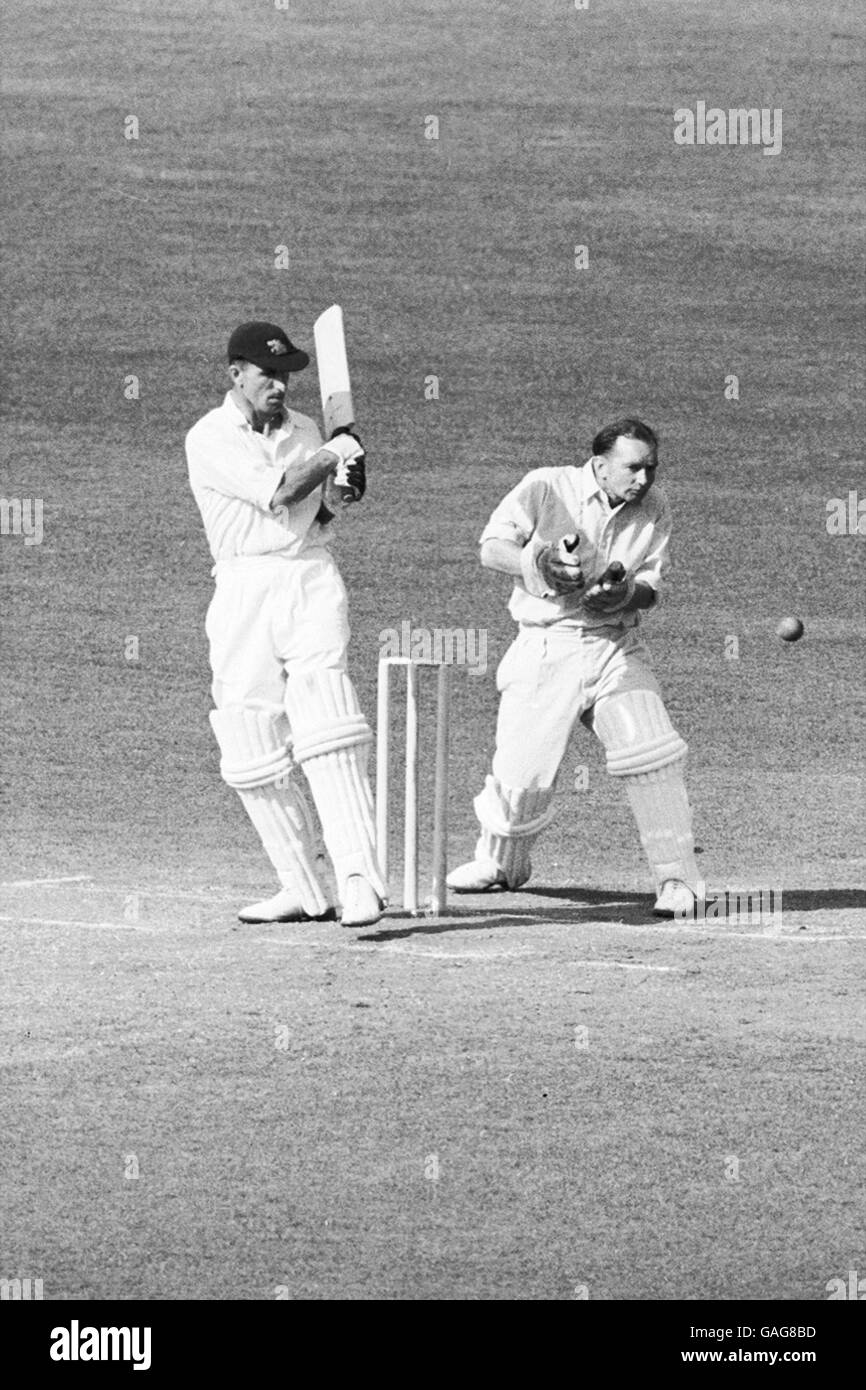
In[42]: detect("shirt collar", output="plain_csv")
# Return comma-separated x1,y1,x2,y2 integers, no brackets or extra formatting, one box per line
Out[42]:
581,457,607,501
221,391,292,437
582,457,632,513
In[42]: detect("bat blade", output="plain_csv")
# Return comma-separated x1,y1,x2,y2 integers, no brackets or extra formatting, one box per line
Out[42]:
313,304,355,437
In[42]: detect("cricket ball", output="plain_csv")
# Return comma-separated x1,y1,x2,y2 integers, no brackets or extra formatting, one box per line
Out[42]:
776,616,804,642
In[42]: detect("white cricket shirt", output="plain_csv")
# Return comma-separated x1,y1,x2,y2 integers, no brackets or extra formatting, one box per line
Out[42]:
186,393,330,562
480,459,672,630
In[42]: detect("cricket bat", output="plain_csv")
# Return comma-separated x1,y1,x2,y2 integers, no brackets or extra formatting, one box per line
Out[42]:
314,304,355,437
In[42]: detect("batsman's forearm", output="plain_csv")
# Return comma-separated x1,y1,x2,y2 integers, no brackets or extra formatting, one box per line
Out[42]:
270,447,338,509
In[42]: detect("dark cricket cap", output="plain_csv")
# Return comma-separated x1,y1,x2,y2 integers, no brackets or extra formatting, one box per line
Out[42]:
227,321,309,373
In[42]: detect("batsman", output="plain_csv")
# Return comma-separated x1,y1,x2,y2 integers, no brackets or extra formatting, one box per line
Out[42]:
447,418,700,916
186,317,385,927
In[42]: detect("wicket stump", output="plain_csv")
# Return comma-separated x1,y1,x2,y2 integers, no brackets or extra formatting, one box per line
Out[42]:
376,657,452,915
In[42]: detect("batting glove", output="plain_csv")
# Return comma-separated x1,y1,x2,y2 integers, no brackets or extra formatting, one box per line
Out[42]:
325,430,366,501
337,455,366,500
326,431,365,466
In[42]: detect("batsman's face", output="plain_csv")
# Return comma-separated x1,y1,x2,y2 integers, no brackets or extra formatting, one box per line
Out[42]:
231,361,291,421
595,437,657,505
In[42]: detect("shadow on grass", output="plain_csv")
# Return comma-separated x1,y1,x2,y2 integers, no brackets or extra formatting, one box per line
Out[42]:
363,886,866,942
366,887,657,941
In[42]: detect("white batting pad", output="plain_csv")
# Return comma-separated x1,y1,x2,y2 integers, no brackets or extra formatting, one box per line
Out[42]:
284,670,385,901
621,765,699,891
209,702,329,915
593,687,687,776
237,782,331,918
209,703,294,789
594,689,697,889
473,777,557,889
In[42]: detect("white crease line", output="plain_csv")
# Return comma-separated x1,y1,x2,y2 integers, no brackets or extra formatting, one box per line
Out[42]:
108,187,150,203
0,916,161,932
612,926,865,942
2,882,242,903
569,960,683,972
257,936,333,947
256,937,534,959
352,943,536,960
1,911,859,946
1,876,93,887
81,885,241,901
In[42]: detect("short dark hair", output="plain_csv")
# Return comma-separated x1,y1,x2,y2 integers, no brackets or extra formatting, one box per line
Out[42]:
592,418,658,460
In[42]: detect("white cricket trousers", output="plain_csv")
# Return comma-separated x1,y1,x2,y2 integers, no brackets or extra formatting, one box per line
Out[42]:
204,548,385,908
471,622,698,892
491,623,660,788
207,548,350,701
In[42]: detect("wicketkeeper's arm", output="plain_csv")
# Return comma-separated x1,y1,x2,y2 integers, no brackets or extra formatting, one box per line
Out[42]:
481,535,585,597
479,537,524,577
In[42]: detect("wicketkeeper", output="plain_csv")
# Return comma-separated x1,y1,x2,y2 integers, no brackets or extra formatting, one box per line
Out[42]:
186,320,385,926
447,418,700,916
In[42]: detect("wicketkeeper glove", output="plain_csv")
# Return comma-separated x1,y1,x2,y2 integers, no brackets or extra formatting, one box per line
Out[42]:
521,534,585,597
581,562,635,613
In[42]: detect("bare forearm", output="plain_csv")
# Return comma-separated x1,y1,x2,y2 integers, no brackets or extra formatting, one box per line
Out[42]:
480,537,524,577
270,447,337,509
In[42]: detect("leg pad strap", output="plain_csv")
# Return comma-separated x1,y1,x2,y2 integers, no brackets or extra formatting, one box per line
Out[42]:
594,689,697,891
209,703,294,789
474,779,556,889
291,716,372,765
594,688,687,776
474,778,557,839
284,670,384,901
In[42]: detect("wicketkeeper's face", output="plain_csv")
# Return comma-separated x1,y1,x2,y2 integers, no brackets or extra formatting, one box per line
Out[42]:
231,361,292,418
595,437,658,505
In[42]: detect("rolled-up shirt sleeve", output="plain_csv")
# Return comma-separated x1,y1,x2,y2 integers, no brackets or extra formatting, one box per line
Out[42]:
185,424,283,512
480,470,550,546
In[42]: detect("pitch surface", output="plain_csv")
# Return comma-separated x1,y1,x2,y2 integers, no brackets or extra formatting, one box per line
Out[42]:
1,0,864,1300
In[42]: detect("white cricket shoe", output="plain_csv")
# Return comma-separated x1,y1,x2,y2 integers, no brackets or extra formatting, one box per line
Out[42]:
446,858,509,893
341,875,384,928
653,880,697,918
238,888,336,924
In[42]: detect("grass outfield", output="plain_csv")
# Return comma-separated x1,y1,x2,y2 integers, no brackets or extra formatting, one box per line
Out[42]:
1,879,864,1301
1,0,865,1300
